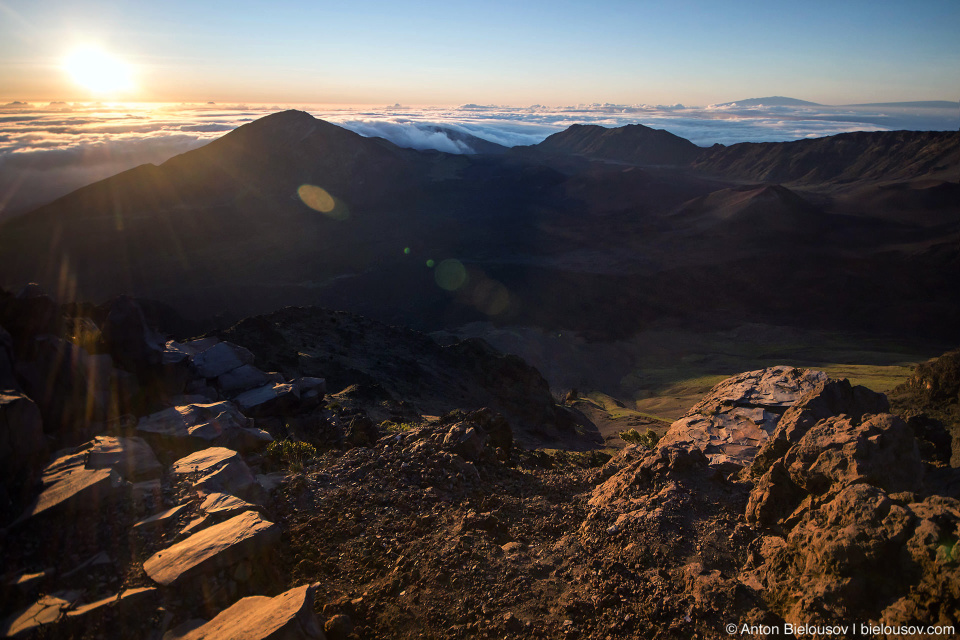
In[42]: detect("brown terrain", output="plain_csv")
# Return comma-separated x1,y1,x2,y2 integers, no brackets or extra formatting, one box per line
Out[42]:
1,290,958,639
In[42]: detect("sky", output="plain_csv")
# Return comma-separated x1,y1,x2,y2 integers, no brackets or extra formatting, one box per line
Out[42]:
1,1,957,219
1,0,958,106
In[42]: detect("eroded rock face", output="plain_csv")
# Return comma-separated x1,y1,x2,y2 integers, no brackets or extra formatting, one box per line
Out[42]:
142,510,280,587
749,377,890,477
747,414,922,528
658,366,828,466
743,412,958,629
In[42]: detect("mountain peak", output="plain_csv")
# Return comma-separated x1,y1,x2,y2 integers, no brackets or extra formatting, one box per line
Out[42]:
714,96,822,107
527,122,702,166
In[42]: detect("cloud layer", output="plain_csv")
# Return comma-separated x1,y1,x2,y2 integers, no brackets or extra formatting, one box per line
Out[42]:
1,100,956,219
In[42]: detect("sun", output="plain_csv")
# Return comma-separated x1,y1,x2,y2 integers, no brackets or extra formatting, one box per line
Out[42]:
63,47,135,95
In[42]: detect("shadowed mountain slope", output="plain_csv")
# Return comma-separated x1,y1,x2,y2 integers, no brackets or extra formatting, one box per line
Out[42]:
520,123,703,166
0,111,957,343
690,129,960,185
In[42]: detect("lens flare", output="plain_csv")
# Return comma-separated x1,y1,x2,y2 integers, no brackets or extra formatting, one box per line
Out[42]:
434,259,467,291
297,184,349,220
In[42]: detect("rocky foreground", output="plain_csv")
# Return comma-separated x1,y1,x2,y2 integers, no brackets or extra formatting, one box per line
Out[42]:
1,288,959,639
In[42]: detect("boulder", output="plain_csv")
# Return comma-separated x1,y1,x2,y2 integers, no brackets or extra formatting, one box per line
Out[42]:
234,382,299,416
200,492,256,518
86,435,163,481
658,366,828,466
162,337,220,366
66,586,158,619
292,377,327,408
142,511,280,587
747,413,923,528
15,336,131,437
13,446,125,526
749,377,890,477
176,584,324,640
442,423,487,462
132,503,192,533
0,325,18,390
0,590,82,637
192,341,256,379
100,295,166,372
0,391,46,500
137,401,272,453
218,364,280,395
172,447,259,500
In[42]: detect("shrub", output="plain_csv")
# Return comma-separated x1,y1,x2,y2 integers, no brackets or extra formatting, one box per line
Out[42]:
619,428,661,449
266,439,318,472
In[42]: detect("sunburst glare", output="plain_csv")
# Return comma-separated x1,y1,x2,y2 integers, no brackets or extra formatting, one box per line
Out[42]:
62,46,135,95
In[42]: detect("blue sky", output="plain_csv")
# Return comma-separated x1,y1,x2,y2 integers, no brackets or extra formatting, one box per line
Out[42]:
1,0,958,104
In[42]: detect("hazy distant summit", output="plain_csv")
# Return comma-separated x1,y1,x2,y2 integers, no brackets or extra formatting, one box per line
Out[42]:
714,96,823,107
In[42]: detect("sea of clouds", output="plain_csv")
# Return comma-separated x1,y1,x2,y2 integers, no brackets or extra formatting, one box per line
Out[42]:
1,99,956,219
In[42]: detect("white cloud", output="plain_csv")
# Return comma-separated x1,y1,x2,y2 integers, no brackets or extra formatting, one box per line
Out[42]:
1,100,956,220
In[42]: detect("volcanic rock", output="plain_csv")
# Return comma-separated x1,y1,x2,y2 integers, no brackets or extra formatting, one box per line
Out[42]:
658,366,828,466
192,341,256,379
0,390,46,501
0,590,82,637
176,583,324,640
100,295,166,372
86,435,162,481
137,401,272,453
142,510,280,587
13,446,125,526
171,447,259,500
749,377,890,477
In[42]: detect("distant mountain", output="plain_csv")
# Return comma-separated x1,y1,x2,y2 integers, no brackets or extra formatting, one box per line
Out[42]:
713,96,822,107
691,129,960,185
0,110,957,344
843,101,959,109
518,123,703,166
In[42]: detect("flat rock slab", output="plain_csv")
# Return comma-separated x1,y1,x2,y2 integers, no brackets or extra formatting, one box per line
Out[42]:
659,366,828,466
86,435,162,481
218,364,281,394
177,584,324,640
137,402,272,453
192,341,255,379
133,503,192,532
66,587,158,619
172,447,258,499
234,383,298,415
201,492,256,517
14,465,123,526
143,511,280,587
1,590,82,637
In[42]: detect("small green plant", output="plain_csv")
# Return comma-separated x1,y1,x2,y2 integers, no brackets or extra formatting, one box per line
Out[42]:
266,439,318,472
380,420,417,434
619,428,661,449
